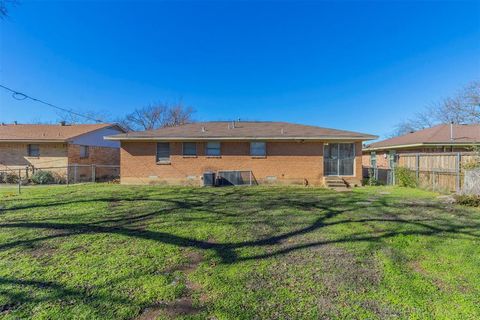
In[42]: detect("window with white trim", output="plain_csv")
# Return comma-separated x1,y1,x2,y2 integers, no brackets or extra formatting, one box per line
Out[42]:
206,141,221,156
250,142,266,157
370,152,376,168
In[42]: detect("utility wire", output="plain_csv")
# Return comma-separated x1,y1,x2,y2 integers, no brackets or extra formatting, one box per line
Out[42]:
0,84,103,123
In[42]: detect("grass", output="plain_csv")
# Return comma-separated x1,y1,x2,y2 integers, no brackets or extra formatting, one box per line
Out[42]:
0,184,479,320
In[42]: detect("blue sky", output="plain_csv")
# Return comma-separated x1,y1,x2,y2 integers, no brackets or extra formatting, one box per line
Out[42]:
0,1,479,138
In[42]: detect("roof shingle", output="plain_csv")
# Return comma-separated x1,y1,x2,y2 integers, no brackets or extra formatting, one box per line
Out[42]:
106,121,377,141
367,124,480,150
0,123,120,142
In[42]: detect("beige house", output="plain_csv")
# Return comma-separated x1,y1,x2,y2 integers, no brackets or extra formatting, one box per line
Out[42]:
0,123,125,179
106,121,377,188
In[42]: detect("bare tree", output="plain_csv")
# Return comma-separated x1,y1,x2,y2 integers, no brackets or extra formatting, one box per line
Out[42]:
120,101,195,131
391,81,480,137
0,0,17,19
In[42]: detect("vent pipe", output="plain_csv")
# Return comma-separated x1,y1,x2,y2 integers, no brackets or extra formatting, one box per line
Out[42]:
201,126,206,133
450,121,454,142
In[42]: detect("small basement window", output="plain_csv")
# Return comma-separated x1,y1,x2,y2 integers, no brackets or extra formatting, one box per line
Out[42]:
80,145,89,159
250,142,266,157
156,142,170,163
28,144,40,157
206,141,221,156
183,142,197,156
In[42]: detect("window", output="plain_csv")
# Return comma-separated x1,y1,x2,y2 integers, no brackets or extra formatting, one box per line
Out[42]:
370,152,377,168
206,141,221,156
183,142,197,156
27,144,40,157
80,145,89,159
250,142,266,157
156,143,170,162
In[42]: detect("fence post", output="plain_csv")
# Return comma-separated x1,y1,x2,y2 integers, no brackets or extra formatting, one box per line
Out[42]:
415,154,420,181
455,152,461,193
66,166,69,186
18,169,21,194
73,164,77,184
91,164,96,183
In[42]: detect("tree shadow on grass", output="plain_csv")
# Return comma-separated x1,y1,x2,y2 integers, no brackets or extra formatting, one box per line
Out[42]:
1,188,479,318
0,192,478,264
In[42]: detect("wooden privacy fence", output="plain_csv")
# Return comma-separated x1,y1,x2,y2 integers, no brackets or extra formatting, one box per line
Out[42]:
396,152,477,192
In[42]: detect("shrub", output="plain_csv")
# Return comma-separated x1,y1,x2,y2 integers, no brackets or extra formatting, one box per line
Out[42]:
52,172,67,184
31,170,55,184
5,172,19,184
363,168,380,186
463,145,480,170
395,167,418,188
455,194,480,207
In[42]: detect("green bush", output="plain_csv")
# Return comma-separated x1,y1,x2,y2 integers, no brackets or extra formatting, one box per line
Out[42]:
455,194,480,207
395,167,418,188
363,168,380,186
31,170,55,184
5,172,19,184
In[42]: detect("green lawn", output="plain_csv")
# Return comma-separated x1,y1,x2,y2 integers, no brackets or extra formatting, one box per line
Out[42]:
0,184,479,320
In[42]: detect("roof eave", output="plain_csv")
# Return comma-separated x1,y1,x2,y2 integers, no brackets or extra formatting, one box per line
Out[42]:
105,135,378,141
364,142,480,151
0,139,68,143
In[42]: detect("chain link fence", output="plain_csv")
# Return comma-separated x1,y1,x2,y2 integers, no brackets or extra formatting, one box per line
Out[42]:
0,164,120,186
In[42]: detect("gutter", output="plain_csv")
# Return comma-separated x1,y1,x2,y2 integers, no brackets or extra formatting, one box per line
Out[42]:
104,135,379,142
0,139,68,143
364,142,480,152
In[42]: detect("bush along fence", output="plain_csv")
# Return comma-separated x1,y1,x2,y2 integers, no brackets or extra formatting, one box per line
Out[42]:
363,152,480,193
0,164,120,186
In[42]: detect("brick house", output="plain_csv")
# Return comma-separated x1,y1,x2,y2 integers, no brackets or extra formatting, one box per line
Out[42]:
106,121,377,187
362,123,480,169
0,123,125,179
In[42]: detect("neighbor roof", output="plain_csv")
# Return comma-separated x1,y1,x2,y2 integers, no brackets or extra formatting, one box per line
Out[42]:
105,121,377,141
366,124,480,151
0,123,123,142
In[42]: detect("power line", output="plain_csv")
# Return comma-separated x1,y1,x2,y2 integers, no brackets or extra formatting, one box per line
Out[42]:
0,84,103,123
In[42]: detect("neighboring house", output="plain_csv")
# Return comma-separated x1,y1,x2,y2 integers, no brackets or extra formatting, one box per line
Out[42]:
105,121,377,186
0,122,125,177
362,123,480,169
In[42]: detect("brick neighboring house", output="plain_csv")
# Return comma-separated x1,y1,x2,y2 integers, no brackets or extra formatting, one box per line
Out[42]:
362,123,480,169
105,121,377,187
0,123,125,178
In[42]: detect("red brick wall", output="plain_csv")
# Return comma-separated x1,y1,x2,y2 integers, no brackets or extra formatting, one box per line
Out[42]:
120,141,363,186
67,144,120,166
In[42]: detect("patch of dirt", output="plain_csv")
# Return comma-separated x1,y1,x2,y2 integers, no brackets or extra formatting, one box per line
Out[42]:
108,200,121,208
409,261,451,293
246,240,398,319
135,251,205,320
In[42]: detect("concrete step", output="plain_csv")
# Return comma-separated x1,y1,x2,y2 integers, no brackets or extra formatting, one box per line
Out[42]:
325,183,346,188
324,177,349,191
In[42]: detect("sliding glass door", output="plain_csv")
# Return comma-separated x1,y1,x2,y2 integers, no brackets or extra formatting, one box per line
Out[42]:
324,143,355,176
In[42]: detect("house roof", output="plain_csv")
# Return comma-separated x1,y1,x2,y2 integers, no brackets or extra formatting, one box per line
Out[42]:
105,121,377,141
366,124,480,151
0,123,123,142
